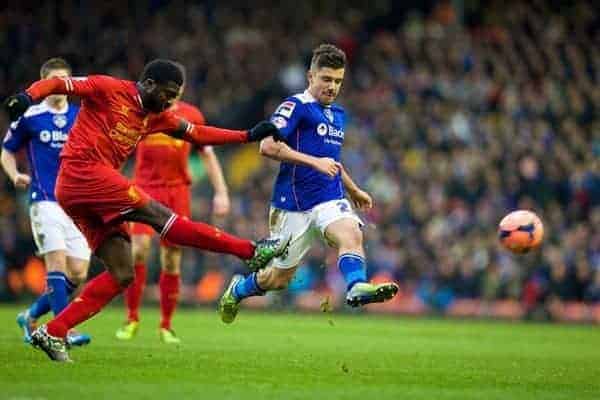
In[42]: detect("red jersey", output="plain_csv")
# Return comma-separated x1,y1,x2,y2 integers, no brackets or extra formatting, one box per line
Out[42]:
134,101,206,187
25,75,248,170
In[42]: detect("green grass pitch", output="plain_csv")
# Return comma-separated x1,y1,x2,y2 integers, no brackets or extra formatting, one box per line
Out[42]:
1,305,599,399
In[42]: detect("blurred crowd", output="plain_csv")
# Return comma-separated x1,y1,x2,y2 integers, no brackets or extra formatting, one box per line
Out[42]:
0,1,598,320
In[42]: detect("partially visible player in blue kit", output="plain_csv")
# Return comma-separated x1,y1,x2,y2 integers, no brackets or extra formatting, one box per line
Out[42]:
1,58,91,346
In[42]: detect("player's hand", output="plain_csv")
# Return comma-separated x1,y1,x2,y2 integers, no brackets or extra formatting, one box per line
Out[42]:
313,157,341,178
12,173,31,189
212,191,231,217
349,188,373,210
3,92,32,122
248,121,283,142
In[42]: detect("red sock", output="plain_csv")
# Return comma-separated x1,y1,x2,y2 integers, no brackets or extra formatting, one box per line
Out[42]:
159,271,180,330
161,215,255,259
125,263,147,323
47,271,123,338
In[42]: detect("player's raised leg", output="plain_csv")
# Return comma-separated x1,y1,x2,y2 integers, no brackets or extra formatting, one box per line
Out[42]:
126,200,290,271
324,218,398,307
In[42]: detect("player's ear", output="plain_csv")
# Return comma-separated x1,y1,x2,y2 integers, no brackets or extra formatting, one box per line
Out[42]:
141,78,157,93
307,70,313,86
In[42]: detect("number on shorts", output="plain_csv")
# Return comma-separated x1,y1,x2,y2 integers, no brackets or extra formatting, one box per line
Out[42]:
337,201,349,213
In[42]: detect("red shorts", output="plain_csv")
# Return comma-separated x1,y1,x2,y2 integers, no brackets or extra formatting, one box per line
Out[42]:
55,160,151,251
130,183,191,247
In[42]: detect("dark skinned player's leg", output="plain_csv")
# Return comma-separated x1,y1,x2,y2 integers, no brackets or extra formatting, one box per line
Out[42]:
125,200,256,259
45,235,134,338
44,200,288,341
95,235,136,287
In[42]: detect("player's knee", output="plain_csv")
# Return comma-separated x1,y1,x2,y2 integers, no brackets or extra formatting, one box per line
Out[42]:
160,247,181,274
269,268,294,290
44,251,68,273
132,241,151,264
258,268,282,290
117,273,134,288
133,250,149,264
272,276,291,290
127,200,173,232
340,226,363,249
111,268,135,288
45,262,67,273
68,269,88,285
66,260,89,285
161,263,180,275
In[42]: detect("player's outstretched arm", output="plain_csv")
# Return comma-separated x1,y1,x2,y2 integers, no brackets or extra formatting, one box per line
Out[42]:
26,76,102,100
162,116,281,147
4,76,105,121
340,164,373,210
259,136,341,178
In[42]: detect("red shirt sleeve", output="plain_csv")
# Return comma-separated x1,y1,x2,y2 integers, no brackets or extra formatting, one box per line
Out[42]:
26,75,120,102
151,111,249,146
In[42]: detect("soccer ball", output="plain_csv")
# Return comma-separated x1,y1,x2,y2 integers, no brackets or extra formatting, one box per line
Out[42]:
498,210,544,254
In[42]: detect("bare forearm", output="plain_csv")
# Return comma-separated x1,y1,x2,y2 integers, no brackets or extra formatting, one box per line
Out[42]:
259,138,318,168
272,146,319,168
341,165,360,194
202,149,228,195
0,149,18,181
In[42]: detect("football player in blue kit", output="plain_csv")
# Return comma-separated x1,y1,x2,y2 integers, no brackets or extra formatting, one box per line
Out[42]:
1,58,91,346
219,44,399,323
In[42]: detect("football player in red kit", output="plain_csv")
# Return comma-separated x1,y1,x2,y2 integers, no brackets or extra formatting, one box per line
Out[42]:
3,59,289,362
118,100,231,343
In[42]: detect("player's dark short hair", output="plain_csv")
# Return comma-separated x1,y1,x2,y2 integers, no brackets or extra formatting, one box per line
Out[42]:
140,59,185,87
310,44,346,70
40,58,72,78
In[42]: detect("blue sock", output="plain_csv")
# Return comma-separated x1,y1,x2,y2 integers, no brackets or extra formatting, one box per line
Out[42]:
338,253,367,291
46,271,73,316
65,276,77,296
27,277,77,320
28,274,77,319
232,273,265,301
28,294,51,320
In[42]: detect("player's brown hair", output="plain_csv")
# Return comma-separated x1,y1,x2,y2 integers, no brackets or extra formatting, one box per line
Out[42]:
310,44,346,70
40,58,72,78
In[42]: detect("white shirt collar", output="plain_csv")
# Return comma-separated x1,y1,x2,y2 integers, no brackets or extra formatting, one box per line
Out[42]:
303,90,317,103
303,89,333,108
